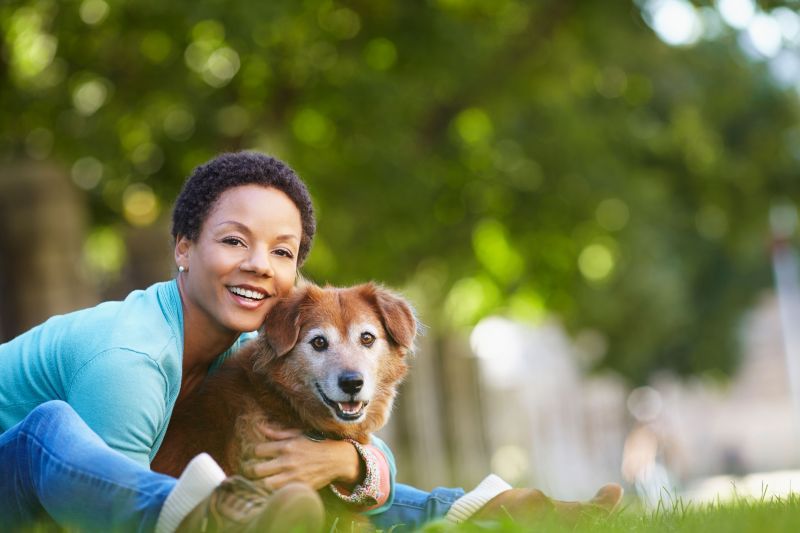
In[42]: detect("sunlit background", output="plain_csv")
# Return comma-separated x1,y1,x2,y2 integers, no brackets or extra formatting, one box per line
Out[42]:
2,0,800,506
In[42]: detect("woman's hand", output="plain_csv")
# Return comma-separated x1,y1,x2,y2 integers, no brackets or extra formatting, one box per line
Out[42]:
239,423,364,491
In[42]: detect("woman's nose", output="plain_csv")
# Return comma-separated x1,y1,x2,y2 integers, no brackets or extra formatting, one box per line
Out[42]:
242,248,274,276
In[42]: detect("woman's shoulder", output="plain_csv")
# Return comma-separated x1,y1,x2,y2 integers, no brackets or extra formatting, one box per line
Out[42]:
8,280,183,368
0,281,184,413
84,280,183,364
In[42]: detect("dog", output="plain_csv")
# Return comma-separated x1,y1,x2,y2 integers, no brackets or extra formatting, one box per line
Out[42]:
151,282,416,500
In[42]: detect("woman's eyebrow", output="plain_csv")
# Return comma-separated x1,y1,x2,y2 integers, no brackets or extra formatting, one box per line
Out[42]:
274,234,300,243
215,220,251,233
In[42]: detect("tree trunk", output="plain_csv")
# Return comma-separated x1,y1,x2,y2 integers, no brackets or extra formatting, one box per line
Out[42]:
0,160,97,340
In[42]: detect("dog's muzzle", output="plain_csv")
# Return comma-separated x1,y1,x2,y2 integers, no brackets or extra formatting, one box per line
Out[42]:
314,382,369,421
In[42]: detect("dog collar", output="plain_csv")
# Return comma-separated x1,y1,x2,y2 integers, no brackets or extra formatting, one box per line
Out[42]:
304,429,330,442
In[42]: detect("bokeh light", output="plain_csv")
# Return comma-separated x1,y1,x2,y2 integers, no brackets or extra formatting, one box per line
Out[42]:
79,0,109,26
122,183,160,227
71,157,104,190
84,226,126,275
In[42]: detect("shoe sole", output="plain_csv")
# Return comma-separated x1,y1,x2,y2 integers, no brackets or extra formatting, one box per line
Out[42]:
254,483,324,533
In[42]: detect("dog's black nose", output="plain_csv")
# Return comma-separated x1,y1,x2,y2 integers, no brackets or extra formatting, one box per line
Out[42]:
338,372,364,395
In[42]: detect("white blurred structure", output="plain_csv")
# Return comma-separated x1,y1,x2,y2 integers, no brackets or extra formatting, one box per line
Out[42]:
469,317,627,500
462,288,800,504
662,293,800,480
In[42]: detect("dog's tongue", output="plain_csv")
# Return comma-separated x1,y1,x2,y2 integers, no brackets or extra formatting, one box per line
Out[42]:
338,401,363,414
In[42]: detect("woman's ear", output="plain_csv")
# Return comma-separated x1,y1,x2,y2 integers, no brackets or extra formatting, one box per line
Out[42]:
174,235,191,270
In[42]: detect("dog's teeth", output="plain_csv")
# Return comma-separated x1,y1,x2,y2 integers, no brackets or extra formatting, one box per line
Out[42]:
337,401,364,415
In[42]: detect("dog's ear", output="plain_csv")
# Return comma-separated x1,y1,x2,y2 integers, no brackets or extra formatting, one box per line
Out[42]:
372,286,417,352
255,287,308,368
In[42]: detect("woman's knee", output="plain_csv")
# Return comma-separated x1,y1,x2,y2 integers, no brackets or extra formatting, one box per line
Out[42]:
24,401,81,430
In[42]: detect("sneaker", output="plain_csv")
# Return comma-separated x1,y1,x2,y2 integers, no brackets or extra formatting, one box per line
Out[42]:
176,476,324,533
473,483,623,524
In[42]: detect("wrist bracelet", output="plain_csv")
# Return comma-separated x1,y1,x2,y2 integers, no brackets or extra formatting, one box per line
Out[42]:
328,439,381,506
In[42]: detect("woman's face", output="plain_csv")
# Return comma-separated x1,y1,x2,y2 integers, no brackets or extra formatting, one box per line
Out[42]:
175,184,302,335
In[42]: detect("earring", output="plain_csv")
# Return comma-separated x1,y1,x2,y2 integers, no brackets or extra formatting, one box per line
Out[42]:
178,265,185,273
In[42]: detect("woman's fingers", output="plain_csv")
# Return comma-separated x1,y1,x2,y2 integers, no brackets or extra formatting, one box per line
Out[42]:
242,458,325,491
259,472,297,492
259,422,302,441
252,439,289,459
242,460,282,479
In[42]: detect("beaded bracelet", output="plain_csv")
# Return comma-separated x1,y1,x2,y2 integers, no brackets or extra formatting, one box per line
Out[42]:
328,438,381,506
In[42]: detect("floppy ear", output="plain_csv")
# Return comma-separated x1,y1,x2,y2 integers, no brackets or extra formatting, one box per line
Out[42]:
254,288,307,367
373,287,417,352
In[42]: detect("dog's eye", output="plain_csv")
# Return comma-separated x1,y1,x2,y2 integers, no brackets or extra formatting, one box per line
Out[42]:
310,335,328,352
360,332,376,347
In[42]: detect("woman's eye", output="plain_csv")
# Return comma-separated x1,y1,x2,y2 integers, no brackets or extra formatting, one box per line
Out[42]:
310,336,328,352
222,237,244,246
360,332,376,347
274,248,294,259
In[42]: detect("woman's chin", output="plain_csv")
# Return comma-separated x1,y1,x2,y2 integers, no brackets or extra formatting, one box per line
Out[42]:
229,314,268,333
222,294,275,332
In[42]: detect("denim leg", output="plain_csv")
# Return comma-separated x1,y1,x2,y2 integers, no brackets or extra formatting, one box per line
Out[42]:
369,483,465,532
0,400,176,532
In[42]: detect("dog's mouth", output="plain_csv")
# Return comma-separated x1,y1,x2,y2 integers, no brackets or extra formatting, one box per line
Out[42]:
315,382,368,421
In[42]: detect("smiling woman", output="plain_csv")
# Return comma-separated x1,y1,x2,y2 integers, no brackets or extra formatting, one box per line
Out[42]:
0,152,331,532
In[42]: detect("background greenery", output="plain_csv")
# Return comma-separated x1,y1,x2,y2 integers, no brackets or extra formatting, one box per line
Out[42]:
2,0,799,384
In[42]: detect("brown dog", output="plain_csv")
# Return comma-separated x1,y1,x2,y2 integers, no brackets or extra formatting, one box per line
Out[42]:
151,282,415,487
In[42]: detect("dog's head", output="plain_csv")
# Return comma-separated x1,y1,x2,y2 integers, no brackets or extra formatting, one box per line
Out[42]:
252,282,417,441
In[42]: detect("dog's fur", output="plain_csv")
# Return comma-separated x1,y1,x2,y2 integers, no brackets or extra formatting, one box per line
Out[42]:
151,282,416,482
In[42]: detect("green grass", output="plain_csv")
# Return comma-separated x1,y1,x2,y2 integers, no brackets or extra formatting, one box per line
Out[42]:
20,494,800,532
414,494,800,533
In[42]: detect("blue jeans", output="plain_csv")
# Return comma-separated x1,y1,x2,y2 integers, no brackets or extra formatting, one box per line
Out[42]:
1,400,462,531
0,400,176,531
370,484,464,531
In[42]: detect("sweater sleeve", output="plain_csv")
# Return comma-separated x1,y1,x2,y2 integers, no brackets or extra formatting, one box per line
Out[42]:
361,435,397,516
66,348,169,467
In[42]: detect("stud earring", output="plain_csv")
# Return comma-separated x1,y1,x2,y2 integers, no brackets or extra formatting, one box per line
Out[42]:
178,265,185,273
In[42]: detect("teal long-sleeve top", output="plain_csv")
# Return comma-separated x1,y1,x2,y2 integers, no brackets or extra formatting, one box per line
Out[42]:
0,280,396,512
0,280,246,465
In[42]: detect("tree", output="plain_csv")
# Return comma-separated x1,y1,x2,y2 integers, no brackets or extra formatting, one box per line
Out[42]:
2,0,798,382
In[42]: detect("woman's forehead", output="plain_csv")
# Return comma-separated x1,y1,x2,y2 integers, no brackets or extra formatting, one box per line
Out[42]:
206,185,302,236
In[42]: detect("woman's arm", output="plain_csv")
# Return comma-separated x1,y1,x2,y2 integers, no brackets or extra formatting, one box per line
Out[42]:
66,348,169,466
241,425,394,509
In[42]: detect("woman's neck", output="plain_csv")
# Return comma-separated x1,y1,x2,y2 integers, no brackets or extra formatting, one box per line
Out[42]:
176,276,239,376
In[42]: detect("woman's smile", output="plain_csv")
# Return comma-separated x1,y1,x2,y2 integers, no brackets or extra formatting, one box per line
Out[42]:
226,284,273,309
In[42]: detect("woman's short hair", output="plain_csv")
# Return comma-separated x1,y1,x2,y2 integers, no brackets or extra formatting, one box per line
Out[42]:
171,151,316,266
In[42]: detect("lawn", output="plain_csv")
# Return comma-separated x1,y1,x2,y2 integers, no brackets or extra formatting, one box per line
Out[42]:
416,494,800,533
20,494,800,532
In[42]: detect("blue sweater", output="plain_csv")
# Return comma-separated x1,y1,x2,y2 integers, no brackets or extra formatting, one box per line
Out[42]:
0,280,397,510
0,280,249,465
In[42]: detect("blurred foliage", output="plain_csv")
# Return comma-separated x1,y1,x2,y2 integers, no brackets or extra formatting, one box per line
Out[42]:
1,0,799,383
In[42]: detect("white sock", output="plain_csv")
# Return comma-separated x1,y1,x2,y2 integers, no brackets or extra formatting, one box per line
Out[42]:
444,473,513,524
154,453,227,533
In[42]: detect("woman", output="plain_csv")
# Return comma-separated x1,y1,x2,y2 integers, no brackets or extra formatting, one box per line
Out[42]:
0,151,620,532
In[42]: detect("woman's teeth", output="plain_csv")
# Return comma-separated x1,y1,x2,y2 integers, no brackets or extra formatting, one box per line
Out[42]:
228,287,266,300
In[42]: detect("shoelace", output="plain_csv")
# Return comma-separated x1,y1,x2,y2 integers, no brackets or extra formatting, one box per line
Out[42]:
215,478,270,522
